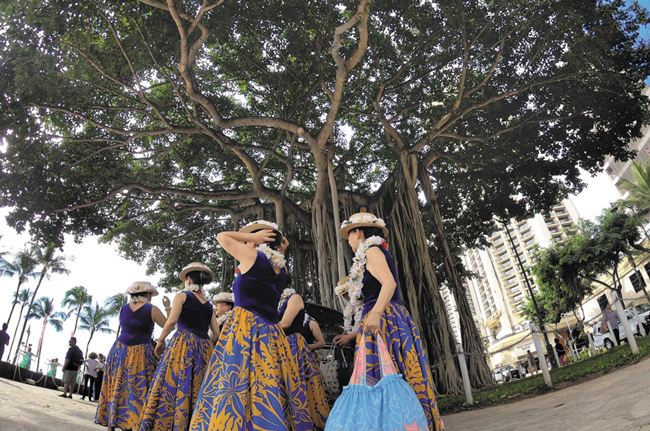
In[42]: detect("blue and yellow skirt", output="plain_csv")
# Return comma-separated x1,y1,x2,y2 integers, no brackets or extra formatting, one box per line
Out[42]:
139,329,213,431
189,307,313,431
357,302,443,431
95,340,155,430
286,333,330,431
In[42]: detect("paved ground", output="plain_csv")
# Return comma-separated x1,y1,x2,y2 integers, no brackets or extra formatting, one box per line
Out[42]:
0,358,649,431
443,356,650,431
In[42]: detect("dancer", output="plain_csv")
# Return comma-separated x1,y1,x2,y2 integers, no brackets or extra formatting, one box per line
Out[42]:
95,282,167,431
190,220,313,431
212,292,234,330
47,358,59,378
139,262,219,431
338,208,443,431
19,346,32,370
278,289,330,430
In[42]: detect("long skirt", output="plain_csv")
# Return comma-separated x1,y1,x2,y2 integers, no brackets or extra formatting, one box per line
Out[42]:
357,302,443,431
139,330,214,431
286,333,330,431
189,307,313,431
95,341,155,430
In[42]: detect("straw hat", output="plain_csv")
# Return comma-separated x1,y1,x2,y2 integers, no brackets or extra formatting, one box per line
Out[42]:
179,262,214,281
212,292,234,304
334,276,351,297
126,281,159,297
339,207,388,239
239,219,282,234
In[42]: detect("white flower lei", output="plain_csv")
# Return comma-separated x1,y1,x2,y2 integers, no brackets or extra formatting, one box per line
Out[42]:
235,243,286,277
278,288,296,312
130,296,150,304
342,235,385,334
216,308,234,326
187,284,203,293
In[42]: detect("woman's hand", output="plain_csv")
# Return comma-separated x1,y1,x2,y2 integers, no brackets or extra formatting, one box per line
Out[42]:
154,339,165,359
279,236,290,254
333,332,357,346
162,296,170,309
363,311,382,336
251,229,277,246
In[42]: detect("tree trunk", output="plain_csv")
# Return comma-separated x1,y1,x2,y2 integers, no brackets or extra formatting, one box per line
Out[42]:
5,276,25,332
419,165,493,389
371,154,463,395
36,319,46,372
13,271,46,364
8,303,26,362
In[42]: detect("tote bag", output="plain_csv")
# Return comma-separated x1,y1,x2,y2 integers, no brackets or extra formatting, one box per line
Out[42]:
320,344,341,399
325,335,429,431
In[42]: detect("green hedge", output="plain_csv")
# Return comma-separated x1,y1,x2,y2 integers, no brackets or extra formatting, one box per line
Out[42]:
437,335,650,414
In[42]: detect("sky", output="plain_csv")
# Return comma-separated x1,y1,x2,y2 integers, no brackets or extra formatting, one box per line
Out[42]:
0,1,647,374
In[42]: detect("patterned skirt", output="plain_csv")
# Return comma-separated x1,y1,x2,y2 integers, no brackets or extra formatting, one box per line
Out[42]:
357,302,443,431
139,330,214,431
189,307,313,431
95,341,155,430
286,333,330,431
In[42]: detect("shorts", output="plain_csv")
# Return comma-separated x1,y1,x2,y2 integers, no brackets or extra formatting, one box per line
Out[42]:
63,370,78,386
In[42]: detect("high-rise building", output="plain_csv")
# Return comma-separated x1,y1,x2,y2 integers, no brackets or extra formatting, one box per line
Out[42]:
461,199,580,367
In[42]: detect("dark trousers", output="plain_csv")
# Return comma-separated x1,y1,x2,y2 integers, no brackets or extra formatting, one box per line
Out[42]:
82,374,96,399
613,328,621,345
94,371,104,400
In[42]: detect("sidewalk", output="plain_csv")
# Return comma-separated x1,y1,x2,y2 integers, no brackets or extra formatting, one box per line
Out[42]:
443,356,650,431
0,378,97,431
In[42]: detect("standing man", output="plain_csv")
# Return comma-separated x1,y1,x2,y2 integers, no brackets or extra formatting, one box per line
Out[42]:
603,302,622,345
60,337,83,399
0,323,9,361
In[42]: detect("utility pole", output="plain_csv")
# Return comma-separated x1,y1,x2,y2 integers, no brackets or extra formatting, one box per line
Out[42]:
501,219,558,369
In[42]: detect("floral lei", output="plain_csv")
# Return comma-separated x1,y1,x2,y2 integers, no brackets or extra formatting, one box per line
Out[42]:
343,235,385,334
186,284,203,294
235,243,286,277
216,308,234,326
130,296,150,304
278,288,296,312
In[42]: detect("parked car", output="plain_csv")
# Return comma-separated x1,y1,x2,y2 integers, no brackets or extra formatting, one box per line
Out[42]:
492,364,520,383
592,305,649,349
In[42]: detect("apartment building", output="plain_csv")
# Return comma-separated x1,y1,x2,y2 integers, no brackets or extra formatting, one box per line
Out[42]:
461,199,581,367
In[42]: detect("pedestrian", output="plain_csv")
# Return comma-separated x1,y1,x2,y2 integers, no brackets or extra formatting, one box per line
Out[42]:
47,358,59,378
95,281,167,431
0,323,10,361
19,346,32,370
139,262,220,431
60,337,83,399
94,354,105,402
278,288,331,430
212,291,234,330
554,338,568,366
80,352,100,401
190,220,313,431
603,302,622,345
336,208,444,431
526,350,537,374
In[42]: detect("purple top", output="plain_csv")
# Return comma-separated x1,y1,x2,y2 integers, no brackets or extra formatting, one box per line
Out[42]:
233,251,285,325
178,291,213,339
361,245,402,316
117,303,155,346
278,293,306,336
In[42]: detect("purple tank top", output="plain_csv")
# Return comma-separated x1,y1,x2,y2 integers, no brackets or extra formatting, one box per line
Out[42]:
177,291,213,339
361,245,402,316
278,293,305,336
117,303,155,346
233,251,285,325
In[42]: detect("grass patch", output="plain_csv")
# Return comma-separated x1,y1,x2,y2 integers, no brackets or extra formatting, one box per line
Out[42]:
437,335,650,415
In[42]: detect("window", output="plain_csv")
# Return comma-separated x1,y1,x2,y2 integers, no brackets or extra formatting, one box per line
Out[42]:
630,271,646,293
597,294,609,311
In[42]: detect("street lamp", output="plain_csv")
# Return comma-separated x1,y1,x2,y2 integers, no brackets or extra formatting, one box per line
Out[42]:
500,219,558,369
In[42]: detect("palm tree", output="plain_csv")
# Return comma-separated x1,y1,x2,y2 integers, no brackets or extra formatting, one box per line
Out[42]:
61,286,92,336
0,247,38,332
104,293,128,341
27,297,66,372
13,244,71,365
78,302,114,358
7,288,32,362
618,161,650,215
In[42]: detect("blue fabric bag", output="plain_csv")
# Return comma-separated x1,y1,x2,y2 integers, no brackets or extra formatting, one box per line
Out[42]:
325,334,429,431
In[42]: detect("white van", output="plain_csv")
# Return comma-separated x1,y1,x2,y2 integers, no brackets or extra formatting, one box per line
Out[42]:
592,307,646,349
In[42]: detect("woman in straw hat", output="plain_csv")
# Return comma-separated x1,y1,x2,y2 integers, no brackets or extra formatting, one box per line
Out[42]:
338,208,443,431
139,263,220,431
212,291,234,331
95,282,168,431
278,288,330,430
190,220,313,431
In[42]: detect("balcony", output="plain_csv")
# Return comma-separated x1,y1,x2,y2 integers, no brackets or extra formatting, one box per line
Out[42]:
494,241,505,251
508,286,522,296
505,277,518,286
525,238,537,247
559,217,572,225
555,209,568,215
545,219,559,226
522,231,534,239
496,252,509,263
504,268,516,277
502,261,513,270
